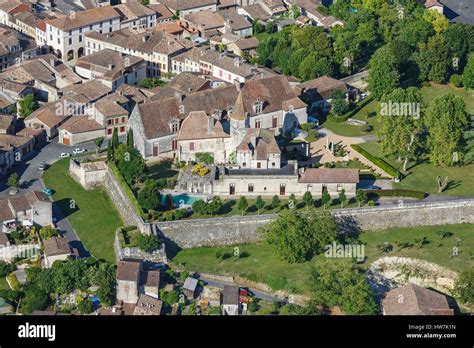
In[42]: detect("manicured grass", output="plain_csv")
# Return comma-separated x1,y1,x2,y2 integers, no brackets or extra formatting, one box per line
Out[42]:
322,99,379,137
421,83,474,115
171,224,474,294
356,141,474,196
43,159,123,263
0,276,9,290
360,224,474,273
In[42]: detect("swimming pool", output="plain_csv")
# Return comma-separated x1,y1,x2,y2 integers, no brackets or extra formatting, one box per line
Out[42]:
161,194,203,207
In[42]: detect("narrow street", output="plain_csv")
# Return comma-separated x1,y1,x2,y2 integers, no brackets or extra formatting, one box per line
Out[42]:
0,139,98,257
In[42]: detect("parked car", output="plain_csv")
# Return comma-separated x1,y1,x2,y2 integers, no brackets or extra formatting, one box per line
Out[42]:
364,185,381,191
38,162,48,171
59,153,71,158
360,92,369,100
73,148,87,155
42,188,53,196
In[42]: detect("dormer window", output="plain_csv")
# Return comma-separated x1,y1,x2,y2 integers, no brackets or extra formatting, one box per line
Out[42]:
170,119,179,133
253,99,264,114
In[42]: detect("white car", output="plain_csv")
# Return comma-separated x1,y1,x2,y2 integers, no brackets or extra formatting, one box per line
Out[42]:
73,148,87,155
59,152,71,158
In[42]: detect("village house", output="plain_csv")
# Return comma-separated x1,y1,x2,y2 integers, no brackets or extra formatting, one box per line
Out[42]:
84,27,193,77
222,285,240,315
288,0,345,29
146,4,174,24
259,0,287,17
116,259,162,305
139,269,160,299
0,28,25,72
0,0,32,27
58,115,104,145
227,36,259,57
237,3,273,23
116,259,142,304
156,0,218,17
182,277,198,299
45,6,122,61
0,133,36,177
74,49,147,90
0,190,52,230
113,1,157,29
133,294,163,315
294,75,350,112
382,283,454,315
0,114,16,134
43,235,75,268
220,8,253,37
0,54,82,102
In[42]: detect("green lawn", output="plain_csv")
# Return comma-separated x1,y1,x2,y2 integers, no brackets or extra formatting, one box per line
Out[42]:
357,141,474,196
172,223,474,294
323,83,473,137
421,83,474,115
43,159,123,262
322,99,379,137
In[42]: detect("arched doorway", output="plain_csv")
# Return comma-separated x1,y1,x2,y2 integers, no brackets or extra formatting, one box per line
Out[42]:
67,50,74,61
77,47,84,58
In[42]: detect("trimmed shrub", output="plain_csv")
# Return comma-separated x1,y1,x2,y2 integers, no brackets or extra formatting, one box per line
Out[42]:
351,144,400,178
367,189,426,199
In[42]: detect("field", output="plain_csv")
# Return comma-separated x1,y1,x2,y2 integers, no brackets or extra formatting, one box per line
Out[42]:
356,141,474,196
43,159,123,262
172,223,474,294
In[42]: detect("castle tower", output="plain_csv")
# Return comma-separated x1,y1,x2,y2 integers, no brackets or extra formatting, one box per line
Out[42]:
229,90,248,152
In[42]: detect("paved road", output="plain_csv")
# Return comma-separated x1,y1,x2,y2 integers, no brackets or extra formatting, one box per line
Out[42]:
0,139,97,257
197,275,288,305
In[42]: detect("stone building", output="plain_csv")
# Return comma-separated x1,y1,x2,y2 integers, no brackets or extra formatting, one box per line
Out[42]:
177,110,231,164
0,190,52,228
211,165,359,198
116,259,162,305
116,259,142,304
43,236,75,268
235,128,281,169
382,283,454,315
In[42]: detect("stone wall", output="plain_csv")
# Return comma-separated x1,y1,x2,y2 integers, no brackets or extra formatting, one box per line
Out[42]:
154,199,474,249
104,169,152,234
153,214,275,248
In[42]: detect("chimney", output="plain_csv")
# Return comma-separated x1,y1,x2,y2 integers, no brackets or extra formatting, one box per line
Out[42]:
207,116,214,134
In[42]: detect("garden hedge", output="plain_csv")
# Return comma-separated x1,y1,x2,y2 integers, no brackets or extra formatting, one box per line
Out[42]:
366,189,427,200
351,144,400,178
